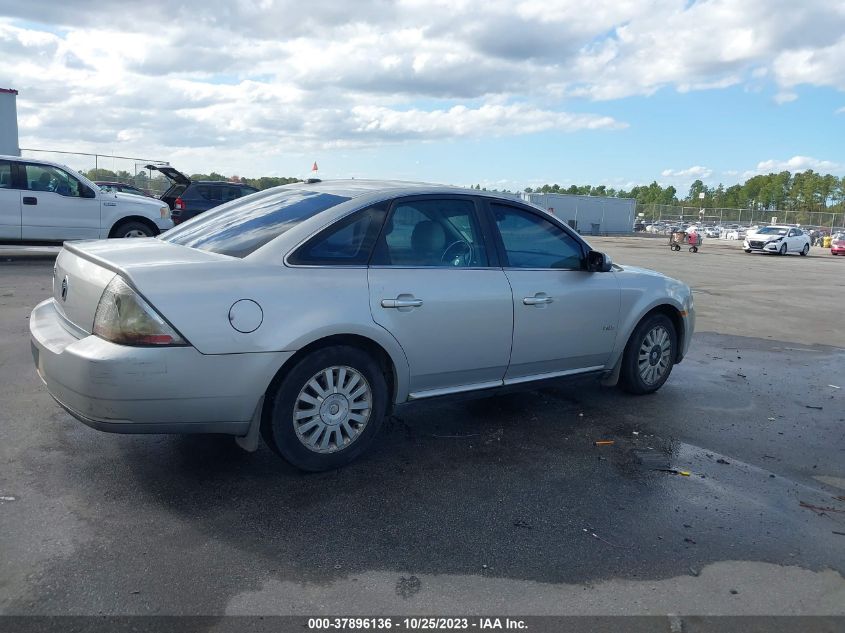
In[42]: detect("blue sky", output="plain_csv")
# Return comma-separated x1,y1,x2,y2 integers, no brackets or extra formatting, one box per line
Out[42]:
1,0,843,191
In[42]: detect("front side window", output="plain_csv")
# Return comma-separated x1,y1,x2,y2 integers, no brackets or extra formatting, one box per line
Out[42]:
161,188,351,258
25,164,82,197
289,206,386,266
371,198,489,267
0,161,12,189
492,203,584,270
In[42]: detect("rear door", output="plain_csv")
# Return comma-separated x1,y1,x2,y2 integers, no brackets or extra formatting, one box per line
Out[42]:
0,159,21,239
367,195,513,397
486,201,621,381
20,163,100,241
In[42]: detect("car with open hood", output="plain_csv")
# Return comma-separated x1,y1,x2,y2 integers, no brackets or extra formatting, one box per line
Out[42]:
30,180,694,471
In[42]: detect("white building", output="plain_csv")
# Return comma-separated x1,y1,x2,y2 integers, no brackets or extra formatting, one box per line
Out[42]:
0,88,20,156
521,192,636,235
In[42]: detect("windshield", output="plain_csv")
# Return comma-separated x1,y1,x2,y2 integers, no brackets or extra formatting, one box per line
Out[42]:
161,188,350,258
756,227,787,235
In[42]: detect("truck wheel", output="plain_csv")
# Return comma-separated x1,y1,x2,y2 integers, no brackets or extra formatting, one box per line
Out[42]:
113,220,155,238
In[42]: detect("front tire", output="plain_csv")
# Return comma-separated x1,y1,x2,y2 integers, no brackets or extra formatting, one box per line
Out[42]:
113,220,155,238
619,313,677,395
800,243,809,256
779,244,787,256
744,249,752,253
261,346,388,471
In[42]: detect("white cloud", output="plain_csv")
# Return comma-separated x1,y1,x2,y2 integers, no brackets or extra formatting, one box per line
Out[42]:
774,92,798,104
661,166,713,179
1,0,844,175
836,107,845,115
745,156,845,177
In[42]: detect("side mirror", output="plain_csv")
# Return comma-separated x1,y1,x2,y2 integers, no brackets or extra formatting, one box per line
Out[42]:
80,185,97,199
586,250,613,272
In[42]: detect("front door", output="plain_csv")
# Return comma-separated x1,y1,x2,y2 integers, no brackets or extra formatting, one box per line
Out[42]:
0,159,21,239
20,163,100,241
367,196,513,397
487,202,621,382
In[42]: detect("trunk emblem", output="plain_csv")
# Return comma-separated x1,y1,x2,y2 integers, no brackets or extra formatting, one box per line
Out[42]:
61,276,69,301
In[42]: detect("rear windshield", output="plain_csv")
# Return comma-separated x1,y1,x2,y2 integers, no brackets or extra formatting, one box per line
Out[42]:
161,188,350,258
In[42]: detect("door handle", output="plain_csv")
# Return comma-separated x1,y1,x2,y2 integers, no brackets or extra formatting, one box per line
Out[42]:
23,196,37,205
381,298,423,309
523,294,552,305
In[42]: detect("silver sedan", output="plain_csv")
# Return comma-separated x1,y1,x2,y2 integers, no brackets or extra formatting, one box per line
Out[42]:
30,180,694,471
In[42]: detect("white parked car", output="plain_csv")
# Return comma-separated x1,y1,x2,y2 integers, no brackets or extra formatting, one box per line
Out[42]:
743,225,811,256
0,155,172,241
30,180,695,471
724,228,746,240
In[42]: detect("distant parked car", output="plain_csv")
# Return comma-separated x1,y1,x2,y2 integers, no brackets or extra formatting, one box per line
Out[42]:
95,182,153,197
830,232,845,256
0,154,172,241
633,222,646,232
145,165,259,225
743,225,810,255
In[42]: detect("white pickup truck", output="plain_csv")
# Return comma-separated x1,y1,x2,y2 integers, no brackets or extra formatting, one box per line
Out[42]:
0,155,172,242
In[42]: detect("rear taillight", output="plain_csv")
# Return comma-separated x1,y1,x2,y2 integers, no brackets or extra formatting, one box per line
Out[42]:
174,197,185,210
93,276,187,346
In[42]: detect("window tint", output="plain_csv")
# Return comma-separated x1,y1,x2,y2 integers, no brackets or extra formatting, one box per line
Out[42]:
25,164,82,197
197,185,222,202
0,161,12,189
492,204,583,269
371,198,488,267
161,188,351,258
290,206,386,265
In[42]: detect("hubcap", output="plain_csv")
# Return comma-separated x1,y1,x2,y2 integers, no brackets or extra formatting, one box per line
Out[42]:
293,366,372,454
124,229,147,238
637,325,672,386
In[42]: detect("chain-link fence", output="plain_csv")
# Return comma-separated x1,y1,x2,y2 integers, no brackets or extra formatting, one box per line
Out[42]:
635,203,844,233
20,148,172,196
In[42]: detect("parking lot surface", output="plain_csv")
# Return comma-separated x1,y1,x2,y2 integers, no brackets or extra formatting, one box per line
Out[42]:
0,237,843,615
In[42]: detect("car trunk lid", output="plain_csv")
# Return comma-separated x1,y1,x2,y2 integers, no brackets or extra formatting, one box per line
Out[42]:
146,164,191,210
52,238,230,335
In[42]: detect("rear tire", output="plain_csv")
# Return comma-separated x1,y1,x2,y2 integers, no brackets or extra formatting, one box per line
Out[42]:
619,313,677,395
261,345,388,471
113,220,155,238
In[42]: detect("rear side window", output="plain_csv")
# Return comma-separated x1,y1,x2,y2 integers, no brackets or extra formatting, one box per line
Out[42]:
161,189,351,258
196,185,222,202
289,206,387,266
0,161,12,188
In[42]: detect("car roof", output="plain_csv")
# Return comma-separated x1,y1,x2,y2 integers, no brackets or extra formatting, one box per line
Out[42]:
278,179,511,200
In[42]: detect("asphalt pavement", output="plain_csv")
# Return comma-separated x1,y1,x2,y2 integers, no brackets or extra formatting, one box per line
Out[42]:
0,237,843,617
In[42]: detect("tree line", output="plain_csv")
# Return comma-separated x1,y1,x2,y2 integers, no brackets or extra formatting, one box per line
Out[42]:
523,170,845,213
81,168,300,192
84,166,844,215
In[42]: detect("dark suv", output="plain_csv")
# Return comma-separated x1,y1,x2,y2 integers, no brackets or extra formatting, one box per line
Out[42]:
146,165,258,225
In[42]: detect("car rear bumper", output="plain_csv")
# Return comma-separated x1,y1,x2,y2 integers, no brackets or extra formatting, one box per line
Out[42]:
29,298,292,435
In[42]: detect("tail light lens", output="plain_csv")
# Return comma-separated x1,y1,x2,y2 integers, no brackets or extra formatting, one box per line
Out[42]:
174,197,185,210
93,276,187,346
